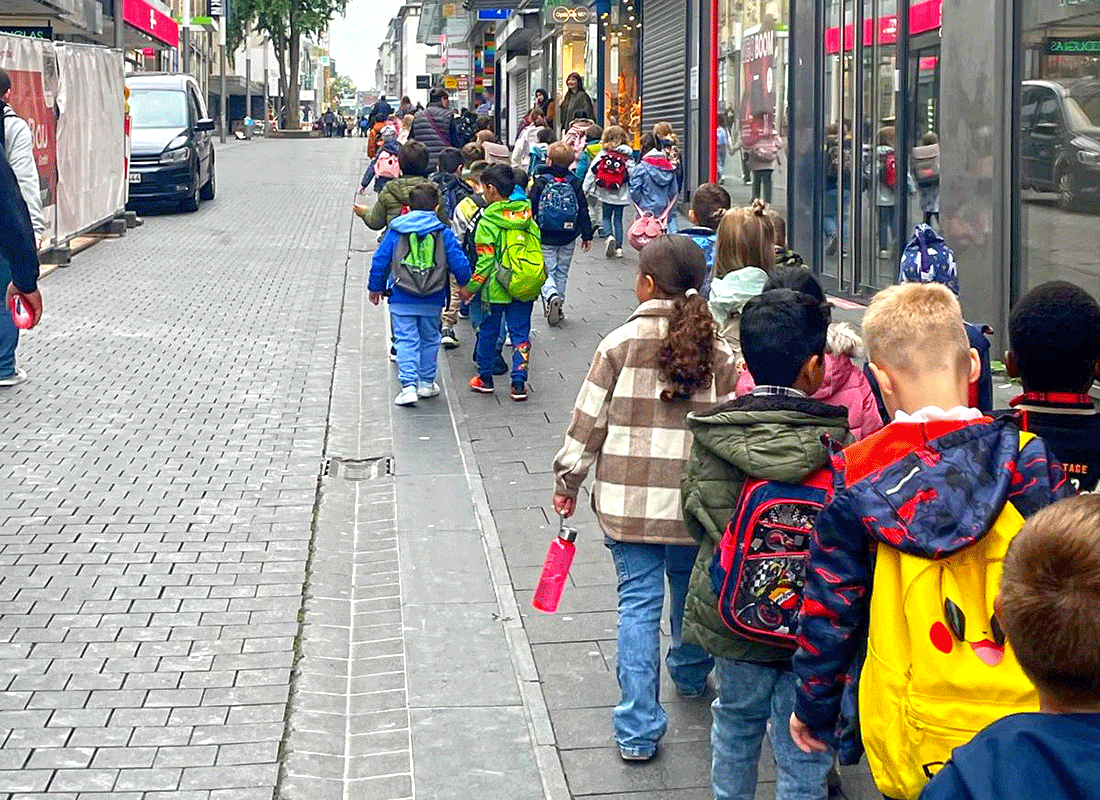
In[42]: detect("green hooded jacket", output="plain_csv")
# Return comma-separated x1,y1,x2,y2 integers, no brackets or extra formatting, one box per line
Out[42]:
471,198,541,304
359,176,450,230
681,392,851,663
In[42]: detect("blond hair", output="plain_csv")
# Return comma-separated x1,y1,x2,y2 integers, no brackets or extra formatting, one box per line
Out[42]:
548,141,573,168
1001,494,1100,707
653,121,678,143
862,283,970,377
602,125,629,149
714,200,776,279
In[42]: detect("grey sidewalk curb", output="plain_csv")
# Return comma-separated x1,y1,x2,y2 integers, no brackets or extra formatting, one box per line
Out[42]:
438,360,571,800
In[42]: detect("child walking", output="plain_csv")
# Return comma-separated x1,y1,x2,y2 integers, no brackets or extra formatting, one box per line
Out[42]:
369,183,471,406
530,142,593,327
465,163,546,401
707,201,776,359
676,182,731,298
552,235,740,762
582,125,634,258
631,132,681,240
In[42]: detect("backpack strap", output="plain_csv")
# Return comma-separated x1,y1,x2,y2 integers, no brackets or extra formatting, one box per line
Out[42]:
656,194,678,223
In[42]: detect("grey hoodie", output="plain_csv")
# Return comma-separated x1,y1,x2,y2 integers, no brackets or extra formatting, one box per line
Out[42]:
2,104,44,238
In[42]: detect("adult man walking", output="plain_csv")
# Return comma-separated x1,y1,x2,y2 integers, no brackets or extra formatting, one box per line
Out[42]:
0,70,44,386
411,88,457,170
0,139,43,382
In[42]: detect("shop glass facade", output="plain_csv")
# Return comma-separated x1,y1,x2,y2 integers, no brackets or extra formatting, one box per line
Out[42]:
1018,1,1100,297
600,0,641,137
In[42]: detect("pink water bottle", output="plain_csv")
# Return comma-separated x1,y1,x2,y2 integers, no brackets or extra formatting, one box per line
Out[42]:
9,294,34,330
532,516,577,614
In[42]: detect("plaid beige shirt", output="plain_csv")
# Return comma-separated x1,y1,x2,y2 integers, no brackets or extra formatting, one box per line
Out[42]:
553,300,739,545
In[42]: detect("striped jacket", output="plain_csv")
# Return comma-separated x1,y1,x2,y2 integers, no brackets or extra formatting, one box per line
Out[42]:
553,300,739,545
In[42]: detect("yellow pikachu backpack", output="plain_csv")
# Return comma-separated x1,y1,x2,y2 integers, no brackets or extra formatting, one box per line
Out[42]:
859,431,1042,800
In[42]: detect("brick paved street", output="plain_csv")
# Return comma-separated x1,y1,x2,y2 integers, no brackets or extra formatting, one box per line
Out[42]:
0,136,884,800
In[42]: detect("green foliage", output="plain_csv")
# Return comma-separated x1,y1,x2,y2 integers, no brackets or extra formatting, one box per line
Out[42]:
331,73,356,98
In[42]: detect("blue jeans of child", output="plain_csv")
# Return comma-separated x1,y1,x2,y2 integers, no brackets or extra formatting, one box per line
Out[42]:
477,300,533,386
711,658,832,800
604,537,714,757
391,308,442,387
540,241,576,306
0,254,19,379
603,203,625,245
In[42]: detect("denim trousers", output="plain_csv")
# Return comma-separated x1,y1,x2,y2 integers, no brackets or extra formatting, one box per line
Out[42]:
0,254,19,378
711,658,832,800
540,241,576,305
603,203,625,245
822,186,850,239
604,537,714,756
752,169,774,204
390,308,442,387
476,300,533,386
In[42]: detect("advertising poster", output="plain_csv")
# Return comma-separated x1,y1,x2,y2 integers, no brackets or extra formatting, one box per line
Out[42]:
0,33,59,246
739,22,776,150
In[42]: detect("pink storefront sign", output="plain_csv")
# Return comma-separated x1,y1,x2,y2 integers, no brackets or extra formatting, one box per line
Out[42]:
123,0,179,49
825,0,941,55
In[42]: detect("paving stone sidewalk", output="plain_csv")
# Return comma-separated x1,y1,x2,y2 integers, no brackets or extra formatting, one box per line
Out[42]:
439,233,880,799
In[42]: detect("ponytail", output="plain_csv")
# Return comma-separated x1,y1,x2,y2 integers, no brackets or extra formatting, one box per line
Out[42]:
658,288,716,402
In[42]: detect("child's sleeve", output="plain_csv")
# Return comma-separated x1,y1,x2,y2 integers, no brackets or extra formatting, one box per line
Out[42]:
574,150,590,180
362,187,390,230
361,158,376,188
469,220,495,294
553,343,618,498
369,232,396,293
529,177,543,214
441,229,471,286
792,489,873,742
582,157,597,195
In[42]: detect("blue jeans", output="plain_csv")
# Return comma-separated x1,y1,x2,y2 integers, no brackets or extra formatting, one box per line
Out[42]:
822,186,850,239
711,659,832,800
540,241,576,305
391,308,442,387
604,538,714,757
0,254,18,378
603,203,625,245
477,300,533,386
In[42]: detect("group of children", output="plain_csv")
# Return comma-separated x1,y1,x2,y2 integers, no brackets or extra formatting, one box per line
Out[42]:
360,119,693,407
549,180,1100,800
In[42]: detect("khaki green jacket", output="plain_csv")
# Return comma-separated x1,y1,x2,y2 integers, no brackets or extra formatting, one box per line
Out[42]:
360,176,450,230
681,393,850,663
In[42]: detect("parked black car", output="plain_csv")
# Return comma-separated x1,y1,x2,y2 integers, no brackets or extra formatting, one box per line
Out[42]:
126,73,216,212
1022,79,1100,211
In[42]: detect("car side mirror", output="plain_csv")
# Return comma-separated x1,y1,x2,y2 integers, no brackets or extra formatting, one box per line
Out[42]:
1035,121,1060,136
196,118,216,132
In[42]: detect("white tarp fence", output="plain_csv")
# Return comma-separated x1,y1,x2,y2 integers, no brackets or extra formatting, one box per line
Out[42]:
0,34,125,248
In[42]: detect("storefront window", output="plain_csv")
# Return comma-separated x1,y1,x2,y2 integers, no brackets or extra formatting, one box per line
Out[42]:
601,0,640,137
1019,2,1100,295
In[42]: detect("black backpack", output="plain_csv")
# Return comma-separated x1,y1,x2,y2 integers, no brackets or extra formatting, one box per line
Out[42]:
462,195,489,270
454,114,476,147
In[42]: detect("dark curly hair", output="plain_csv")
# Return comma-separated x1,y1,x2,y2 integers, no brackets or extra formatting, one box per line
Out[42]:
640,236,716,403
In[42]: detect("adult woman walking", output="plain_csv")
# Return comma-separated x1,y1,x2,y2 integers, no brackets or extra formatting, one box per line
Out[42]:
558,73,595,135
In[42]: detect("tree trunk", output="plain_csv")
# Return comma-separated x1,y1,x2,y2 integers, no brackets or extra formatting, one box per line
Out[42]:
287,33,301,129
273,36,288,126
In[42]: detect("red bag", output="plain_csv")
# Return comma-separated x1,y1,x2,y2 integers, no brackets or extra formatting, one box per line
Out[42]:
881,151,897,189
594,151,629,190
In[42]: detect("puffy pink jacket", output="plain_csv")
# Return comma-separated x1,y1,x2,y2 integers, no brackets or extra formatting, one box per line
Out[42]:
735,323,885,440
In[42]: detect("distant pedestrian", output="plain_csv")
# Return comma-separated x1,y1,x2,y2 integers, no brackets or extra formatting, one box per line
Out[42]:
475,92,493,117
574,124,604,235
913,130,941,229
552,235,738,763
354,141,447,230
397,114,414,145
411,88,457,169
630,132,680,238
323,108,335,138
557,73,594,135
369,182,471,407
707,201,775,360
583,125,634,258
432,147,476,350
526,128,555,178
529,142,593,326
397,96,413,118
653,121,684,202
676,182,731,298
747,124,781,204
511,112,547,170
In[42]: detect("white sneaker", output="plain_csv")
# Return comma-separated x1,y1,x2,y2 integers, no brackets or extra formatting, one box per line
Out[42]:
615,248,624,258
394,386,419,406
417,381,440,398
0,367,27,387
605,236,617,258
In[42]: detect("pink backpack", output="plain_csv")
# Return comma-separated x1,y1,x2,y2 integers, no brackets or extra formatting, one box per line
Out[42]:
376,149,401,179
628,198,677,251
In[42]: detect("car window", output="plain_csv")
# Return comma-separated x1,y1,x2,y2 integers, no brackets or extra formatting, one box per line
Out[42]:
187,89,201,127
189,87,208,121
1021,89,1038,129
129,89,189,129
1036,91,1062,128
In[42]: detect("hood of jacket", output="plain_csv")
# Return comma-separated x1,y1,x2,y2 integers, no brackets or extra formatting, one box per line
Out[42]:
709,267,768,310
816,325,866,403
845,419,1046,558
639,152,676,181
688,394,850,483
388,210,446,236
482,198,533,229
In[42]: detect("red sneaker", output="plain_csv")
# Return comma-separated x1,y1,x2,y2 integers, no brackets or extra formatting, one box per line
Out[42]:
469,376,495,394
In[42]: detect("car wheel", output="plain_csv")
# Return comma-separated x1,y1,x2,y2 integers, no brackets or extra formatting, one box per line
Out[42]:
1058,168,1079,212
200,158,216,201
179,180,200,212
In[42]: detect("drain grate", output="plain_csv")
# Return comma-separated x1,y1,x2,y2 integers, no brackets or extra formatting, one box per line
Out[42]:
323,456,395,481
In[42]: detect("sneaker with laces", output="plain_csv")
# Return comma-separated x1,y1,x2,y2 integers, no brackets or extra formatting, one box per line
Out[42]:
394,385,419,406
417,381,441,398
510,382,528,402
0,367,27,387
469,375,495,394
546,294,563,327
605,236,617,258
440,327,459,349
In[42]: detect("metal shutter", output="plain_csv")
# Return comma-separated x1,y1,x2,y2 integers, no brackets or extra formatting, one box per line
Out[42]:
514,70,529,141
640,0,687,136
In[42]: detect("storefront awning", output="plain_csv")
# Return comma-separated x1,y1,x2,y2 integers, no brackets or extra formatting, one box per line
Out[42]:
122,0,178,48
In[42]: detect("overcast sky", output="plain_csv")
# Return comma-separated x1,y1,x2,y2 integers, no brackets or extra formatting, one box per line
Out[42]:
329,0,405,92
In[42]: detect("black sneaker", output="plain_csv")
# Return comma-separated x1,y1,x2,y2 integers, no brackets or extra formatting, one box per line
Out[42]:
458,304,470,319
389,345,397,362
510,382,528,402
441,327,459,349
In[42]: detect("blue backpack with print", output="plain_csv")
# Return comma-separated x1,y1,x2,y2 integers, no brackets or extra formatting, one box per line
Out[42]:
536,175,580,235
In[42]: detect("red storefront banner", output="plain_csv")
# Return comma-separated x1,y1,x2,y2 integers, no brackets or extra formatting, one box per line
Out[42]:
123,0,179,49
826,0,941,54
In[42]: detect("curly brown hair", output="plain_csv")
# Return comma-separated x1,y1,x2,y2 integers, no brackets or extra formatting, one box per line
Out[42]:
640,236,717,403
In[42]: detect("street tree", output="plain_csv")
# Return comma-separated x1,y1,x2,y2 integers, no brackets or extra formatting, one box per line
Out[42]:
230,0,349,129
331,73,356,101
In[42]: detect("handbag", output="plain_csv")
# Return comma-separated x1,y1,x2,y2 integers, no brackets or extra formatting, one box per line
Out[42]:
627,196,677,251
